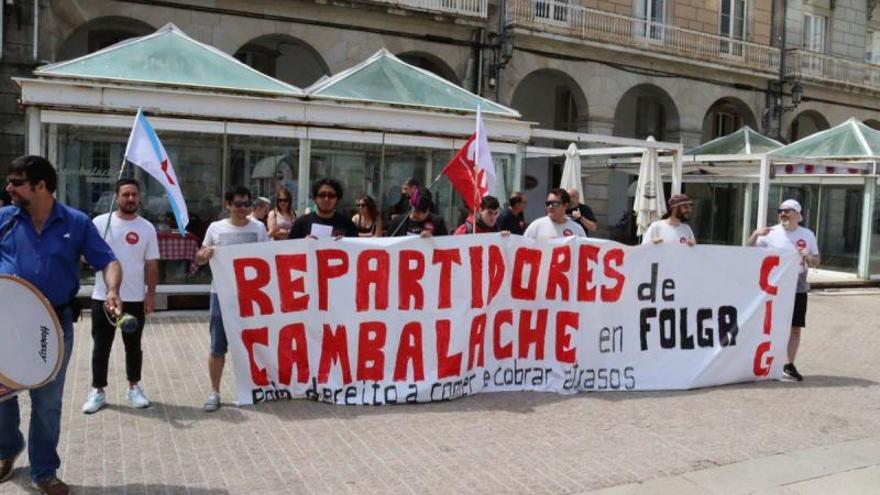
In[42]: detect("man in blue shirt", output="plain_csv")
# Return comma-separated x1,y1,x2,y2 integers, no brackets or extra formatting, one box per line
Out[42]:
0,156,121,495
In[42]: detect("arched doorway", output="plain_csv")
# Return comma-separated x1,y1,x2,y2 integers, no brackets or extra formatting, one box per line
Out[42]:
57,17,154,60
511,69,589,220
613,84,680,141
789,110,830,142
396,51,460,85
701,97,757,141
234,35,329,88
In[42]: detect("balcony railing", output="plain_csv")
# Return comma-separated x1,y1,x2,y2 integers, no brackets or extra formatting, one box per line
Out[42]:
506,0,780,74
371,0,487,17
786,49,880,91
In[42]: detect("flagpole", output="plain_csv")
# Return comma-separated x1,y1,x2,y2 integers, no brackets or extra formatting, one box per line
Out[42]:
472,106,480,234
102,155,129,238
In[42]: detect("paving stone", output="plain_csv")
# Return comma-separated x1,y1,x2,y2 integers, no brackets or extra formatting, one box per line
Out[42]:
1,294,879,494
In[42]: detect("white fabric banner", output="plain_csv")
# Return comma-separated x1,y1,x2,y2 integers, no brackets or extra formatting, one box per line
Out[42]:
210,236,799,406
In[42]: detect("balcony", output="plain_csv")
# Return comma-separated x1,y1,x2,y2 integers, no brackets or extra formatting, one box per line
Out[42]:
505,0,780,75
368,0,487,17
786,49,880,92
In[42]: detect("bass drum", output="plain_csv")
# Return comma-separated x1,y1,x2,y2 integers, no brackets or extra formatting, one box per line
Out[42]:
0,275,64,402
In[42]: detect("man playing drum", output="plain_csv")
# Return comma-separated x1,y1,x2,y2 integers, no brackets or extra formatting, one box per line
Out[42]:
0,155,122,495
82,179,159,414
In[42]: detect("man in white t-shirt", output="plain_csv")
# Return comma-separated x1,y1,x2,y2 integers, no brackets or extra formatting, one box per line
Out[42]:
195,186,270,411
524,188,586,240
641,194,696,247
82,179,159,414
748,199,820,382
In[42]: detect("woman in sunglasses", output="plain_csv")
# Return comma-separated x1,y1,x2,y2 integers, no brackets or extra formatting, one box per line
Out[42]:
267,186,296,240
351,195,382,238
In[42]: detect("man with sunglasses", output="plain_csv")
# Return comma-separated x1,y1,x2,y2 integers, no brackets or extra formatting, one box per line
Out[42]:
289,178,358,239
524,188,586,240
748,199,820,382
1,155,121,495
195,186,269,411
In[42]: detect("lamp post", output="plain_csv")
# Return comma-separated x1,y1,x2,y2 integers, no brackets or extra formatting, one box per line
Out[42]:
763,80,803,142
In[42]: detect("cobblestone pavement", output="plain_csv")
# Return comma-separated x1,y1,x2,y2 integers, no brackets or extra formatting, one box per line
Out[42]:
1,292,878,494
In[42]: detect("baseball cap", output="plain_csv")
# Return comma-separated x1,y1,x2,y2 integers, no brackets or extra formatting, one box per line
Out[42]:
667,194,693,209
779,199,802,213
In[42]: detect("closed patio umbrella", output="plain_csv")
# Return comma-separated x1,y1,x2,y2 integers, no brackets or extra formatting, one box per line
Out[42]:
633,136,666,236
559,143,583,198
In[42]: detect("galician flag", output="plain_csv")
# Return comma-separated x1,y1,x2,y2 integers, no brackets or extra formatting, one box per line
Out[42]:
441,105,497,210
124,108,188,235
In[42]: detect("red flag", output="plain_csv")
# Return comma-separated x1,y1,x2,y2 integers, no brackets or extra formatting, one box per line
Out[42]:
442,134,489,211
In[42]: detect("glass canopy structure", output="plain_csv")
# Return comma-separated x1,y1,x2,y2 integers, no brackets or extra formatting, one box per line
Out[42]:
307,49,518,116
35,23,303,96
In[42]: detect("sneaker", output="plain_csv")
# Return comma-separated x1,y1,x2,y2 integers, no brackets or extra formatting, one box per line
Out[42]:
128,385,150,409
81,388,106,414
204,392,220,412
0,447,23,483
783,363,804,382
32,475,69,495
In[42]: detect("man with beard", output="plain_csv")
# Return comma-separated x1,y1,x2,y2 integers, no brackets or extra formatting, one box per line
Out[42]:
748,199,820,382
288,178,359,239
641,194,697,246
196,186,270,412
0,155,121,495
388,188,448,237
82,179,159,414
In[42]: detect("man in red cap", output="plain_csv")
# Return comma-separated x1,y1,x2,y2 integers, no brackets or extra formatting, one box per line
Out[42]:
641,193,696,246
748,198,820,381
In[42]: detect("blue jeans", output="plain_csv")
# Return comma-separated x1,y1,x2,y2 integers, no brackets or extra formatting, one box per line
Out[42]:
0,306,74,483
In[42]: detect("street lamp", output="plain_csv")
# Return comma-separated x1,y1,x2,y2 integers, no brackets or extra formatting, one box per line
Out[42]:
762,80,804,141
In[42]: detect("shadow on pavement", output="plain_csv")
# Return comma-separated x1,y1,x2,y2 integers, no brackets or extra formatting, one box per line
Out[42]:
108,400,248,429
5,472,230,494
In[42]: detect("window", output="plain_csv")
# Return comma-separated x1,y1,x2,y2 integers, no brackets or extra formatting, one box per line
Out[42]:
636,0,666,41
635,94,665,140
712,111,739,138
720,0,747,56
535,0,569,24
803,14,826,53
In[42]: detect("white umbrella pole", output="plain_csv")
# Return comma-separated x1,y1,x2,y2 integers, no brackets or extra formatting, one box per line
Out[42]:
757,155,770,229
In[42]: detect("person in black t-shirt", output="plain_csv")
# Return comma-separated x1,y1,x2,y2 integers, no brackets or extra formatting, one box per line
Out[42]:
497,191,527,235
565,188,598,236
388,187,447,237
288,178,359,239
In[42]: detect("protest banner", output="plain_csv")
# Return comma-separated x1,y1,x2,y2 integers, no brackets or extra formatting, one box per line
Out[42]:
210,236,800,406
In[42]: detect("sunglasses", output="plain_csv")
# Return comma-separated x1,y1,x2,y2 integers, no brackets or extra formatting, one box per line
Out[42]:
315,192,337,200
777,208,795,214
545,200,563,208
232,200,252,208
277,198,289,203
356,203,367,208
6,177,27,187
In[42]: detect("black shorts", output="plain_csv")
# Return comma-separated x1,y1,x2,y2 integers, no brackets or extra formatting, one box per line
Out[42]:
792,292,808,328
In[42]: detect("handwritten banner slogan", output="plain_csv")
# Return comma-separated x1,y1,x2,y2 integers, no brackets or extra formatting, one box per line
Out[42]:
210,236,799,406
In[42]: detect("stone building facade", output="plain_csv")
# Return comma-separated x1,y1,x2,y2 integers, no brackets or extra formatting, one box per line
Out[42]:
2,0,879,258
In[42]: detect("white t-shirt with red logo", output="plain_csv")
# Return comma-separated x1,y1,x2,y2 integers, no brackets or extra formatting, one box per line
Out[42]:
523,216,586,240
92,212,160,302
641,220,695,246
756,224,819,293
